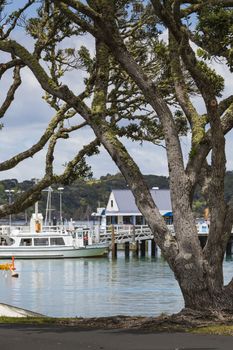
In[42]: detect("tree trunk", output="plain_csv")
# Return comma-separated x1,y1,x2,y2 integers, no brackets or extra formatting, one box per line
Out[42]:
180,275,233,312
172,231,233,312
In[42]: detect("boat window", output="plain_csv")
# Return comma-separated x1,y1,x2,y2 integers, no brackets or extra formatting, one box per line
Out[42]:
20,238,32,246
75,229,84,238
7,238,15,246
0,238,6,246
34,238,49,246
50,237,65,246
0,237,14,246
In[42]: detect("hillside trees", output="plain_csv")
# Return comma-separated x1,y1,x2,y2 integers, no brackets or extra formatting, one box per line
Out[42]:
1,1,233,313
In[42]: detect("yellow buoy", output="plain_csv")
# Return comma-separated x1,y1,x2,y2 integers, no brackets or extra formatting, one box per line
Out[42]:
0,257,19,277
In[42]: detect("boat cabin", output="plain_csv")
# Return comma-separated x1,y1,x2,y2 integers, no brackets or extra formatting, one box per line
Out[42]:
0,227,93,249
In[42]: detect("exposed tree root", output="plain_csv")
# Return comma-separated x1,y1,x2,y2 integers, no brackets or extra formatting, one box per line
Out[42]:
55,308,233,331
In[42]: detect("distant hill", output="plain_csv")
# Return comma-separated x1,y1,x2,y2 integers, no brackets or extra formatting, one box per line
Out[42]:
1,171,233,221
0,173,169,221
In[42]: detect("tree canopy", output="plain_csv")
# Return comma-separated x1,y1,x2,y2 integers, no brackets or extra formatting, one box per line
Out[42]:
1,0,233,314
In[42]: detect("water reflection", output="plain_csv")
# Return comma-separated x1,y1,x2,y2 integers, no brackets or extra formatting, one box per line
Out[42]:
0,253,232,317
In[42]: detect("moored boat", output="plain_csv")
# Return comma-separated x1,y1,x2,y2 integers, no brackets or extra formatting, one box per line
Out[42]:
0,188,108,259
0,225,109,259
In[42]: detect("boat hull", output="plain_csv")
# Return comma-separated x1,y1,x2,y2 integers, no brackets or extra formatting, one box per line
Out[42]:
0,244,109,259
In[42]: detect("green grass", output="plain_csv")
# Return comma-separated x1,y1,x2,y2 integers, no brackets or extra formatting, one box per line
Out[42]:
0,316,65,325
189,324,233,336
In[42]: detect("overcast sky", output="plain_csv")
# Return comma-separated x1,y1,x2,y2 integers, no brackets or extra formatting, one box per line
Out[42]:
0,2,233,182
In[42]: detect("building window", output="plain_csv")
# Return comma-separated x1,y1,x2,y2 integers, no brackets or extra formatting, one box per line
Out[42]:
136,216,143,225
110,200,113,208
164,216,173,225
123,216,132,225
110,216,118,224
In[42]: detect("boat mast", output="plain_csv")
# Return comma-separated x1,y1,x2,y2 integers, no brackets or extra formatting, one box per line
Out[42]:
44,186,53,226
35,201,39,221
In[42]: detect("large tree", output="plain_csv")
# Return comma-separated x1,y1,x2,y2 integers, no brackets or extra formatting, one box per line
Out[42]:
1,0,233,314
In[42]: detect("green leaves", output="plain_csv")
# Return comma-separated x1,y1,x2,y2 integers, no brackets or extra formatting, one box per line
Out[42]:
196,61,224,96
195,5,233,71
77,45,93,72
62,158,93,185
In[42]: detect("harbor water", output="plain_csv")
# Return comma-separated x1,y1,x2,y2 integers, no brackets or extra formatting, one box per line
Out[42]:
0,253,233,318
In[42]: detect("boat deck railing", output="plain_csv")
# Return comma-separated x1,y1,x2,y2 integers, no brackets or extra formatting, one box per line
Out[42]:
0,224,68,236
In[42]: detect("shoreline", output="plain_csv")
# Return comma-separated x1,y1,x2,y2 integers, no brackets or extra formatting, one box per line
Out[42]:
1,303,233,336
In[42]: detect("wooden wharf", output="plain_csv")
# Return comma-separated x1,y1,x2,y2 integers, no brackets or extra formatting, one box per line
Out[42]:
99,224,233,258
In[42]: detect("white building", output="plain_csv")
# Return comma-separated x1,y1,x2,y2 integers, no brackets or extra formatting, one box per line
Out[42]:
104,188,173,226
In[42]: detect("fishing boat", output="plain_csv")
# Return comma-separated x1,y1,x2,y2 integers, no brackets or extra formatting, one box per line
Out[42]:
0,189,108,259
0,191,109,259
0,224,109,259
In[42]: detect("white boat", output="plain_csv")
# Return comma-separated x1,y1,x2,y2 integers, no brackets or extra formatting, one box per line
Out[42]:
0,225,109,259
0,187,109,259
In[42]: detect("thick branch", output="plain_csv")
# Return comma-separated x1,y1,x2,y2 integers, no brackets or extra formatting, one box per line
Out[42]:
181,0,233,16
0,104,71,171
0,65,21,118
0,59,22,78
59,0,101,20
59,1,185,176
187,101,233,186
218,96,233,116
45,134,57,177
1,0,35,39
0,139,99,219
151,0,217,106
54,1,97,37
169,32,204,148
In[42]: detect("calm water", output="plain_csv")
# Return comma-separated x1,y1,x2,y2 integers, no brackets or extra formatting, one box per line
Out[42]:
1,253,233,317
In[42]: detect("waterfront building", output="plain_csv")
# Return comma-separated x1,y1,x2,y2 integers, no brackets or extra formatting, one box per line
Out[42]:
104,188,173,226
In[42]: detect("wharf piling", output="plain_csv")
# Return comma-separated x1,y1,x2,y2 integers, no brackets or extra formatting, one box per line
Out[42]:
199,235,207,249
111,225,117,259
103,224,233,259
125,241,130,258
151,239,157,257
110,239,157,258
140,240,146,257
131,241,139,257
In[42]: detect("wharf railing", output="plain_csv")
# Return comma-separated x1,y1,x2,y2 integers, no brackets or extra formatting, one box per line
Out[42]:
99,224,175,244
98,223,225,244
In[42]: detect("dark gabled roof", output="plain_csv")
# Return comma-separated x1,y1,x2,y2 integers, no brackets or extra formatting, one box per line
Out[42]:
107,189,172,214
